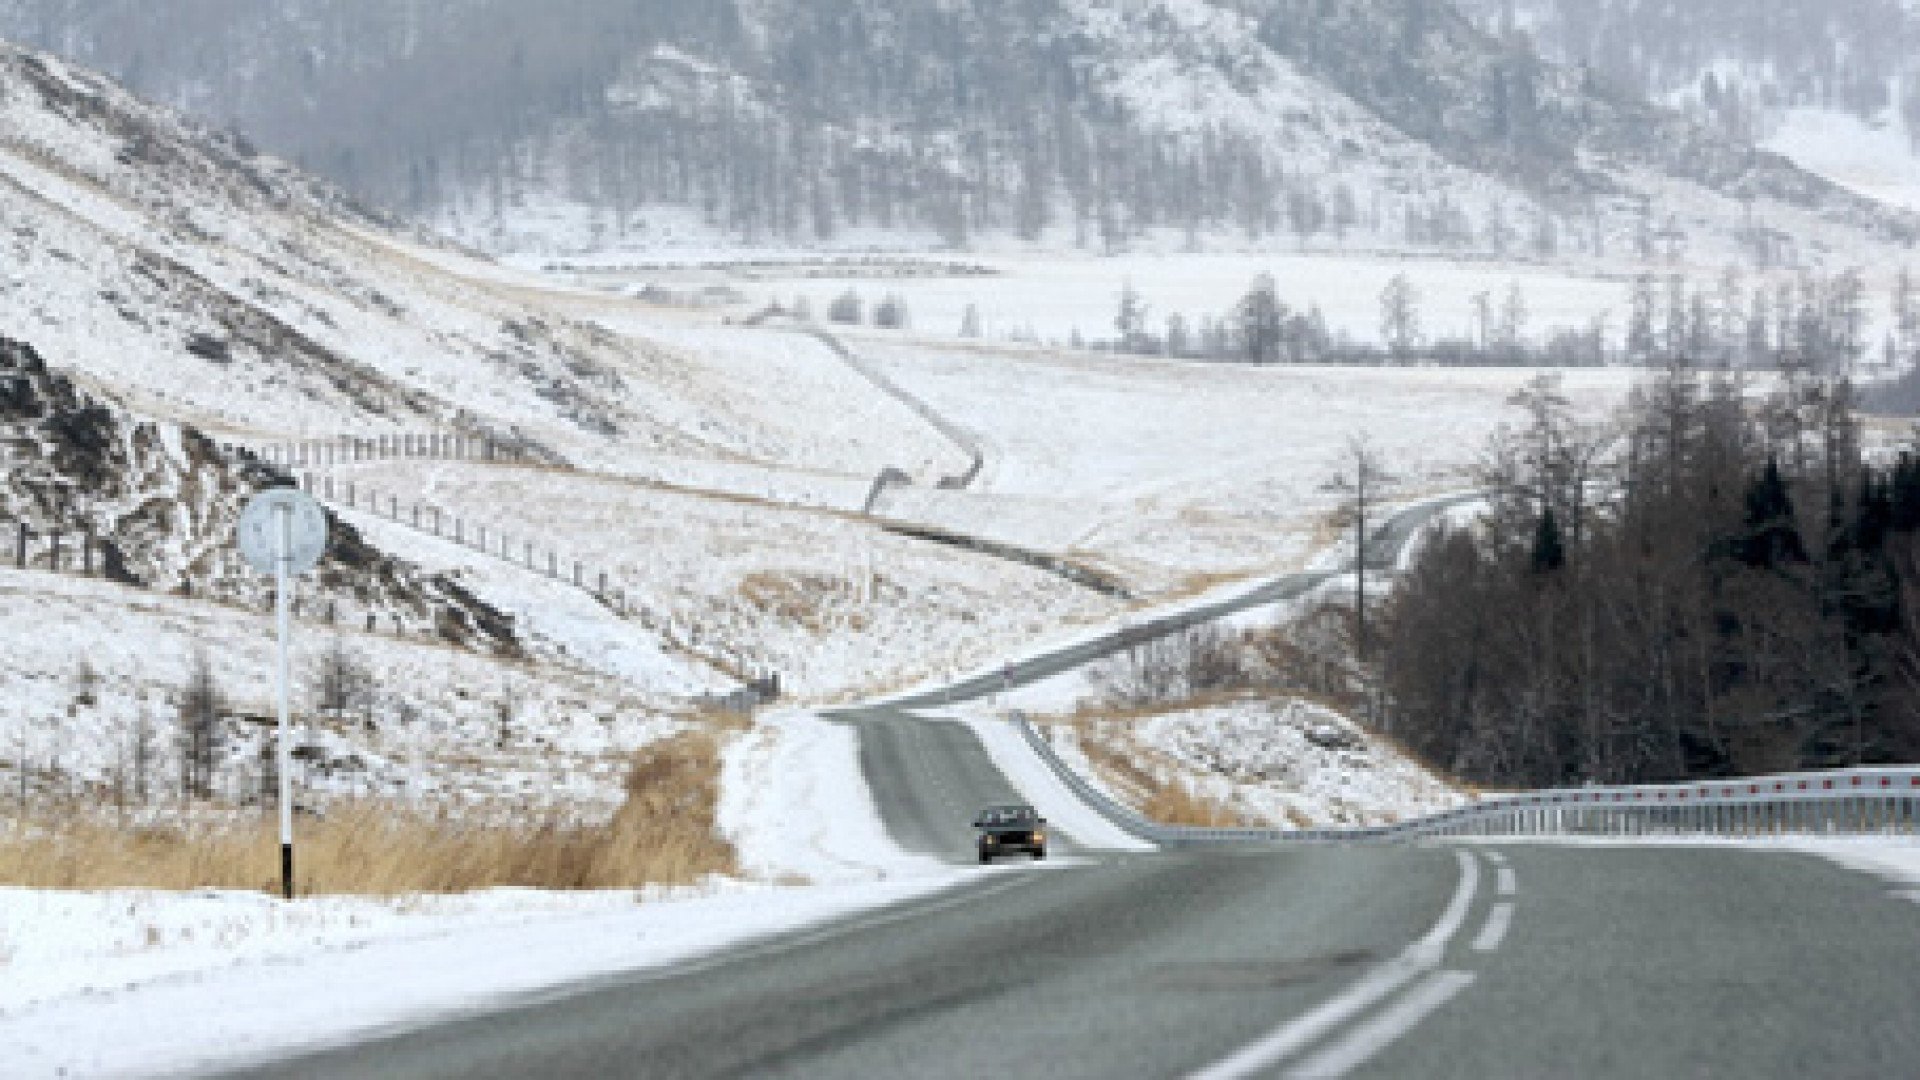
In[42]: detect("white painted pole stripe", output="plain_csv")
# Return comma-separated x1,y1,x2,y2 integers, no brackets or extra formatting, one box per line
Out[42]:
1189,851,1479,1080
1287,970,1478,1079
1471,902,1513,953
1496,867,1516,897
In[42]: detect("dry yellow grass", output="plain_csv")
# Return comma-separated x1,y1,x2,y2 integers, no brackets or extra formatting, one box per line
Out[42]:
0,732,736,895
1139,780,1239,828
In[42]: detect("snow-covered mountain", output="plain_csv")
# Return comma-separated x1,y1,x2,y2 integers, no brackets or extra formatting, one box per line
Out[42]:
0,0,1910,263
1457,0,1920,212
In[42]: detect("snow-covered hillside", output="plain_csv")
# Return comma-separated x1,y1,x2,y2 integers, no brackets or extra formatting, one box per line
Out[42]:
1462,0,1920,213
1,1,1914,269
1,338,511,648
0,41,965,483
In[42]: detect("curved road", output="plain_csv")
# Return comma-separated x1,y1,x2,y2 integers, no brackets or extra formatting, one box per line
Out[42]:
232,496,1920,1078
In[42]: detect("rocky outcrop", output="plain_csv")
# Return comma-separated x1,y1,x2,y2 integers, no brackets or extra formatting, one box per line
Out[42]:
0,336,521,655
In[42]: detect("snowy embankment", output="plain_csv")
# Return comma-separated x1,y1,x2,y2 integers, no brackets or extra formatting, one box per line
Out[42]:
0,875,964,1078
0,709,969,1078
1110,699,1460,828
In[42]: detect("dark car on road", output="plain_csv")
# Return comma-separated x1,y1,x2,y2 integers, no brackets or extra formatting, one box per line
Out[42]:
974,804,1047,863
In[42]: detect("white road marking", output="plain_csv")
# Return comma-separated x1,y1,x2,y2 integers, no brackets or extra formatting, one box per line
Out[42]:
1286,970,1478,1079
1471,902,1514,953
1496,866,1517,897
1483,850,1507,866
1189,850,1479,1080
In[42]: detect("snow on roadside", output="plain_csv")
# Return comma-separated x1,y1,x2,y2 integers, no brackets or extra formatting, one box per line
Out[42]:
0,875,962,1079
719,710,961,883
1126,699,1462,828
0,708,970,1079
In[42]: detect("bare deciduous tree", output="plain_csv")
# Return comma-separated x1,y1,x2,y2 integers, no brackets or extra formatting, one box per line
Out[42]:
180,650,220,800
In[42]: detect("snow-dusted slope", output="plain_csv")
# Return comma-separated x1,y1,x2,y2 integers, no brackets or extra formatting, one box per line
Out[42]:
1462,0,1920,215
0,41,959,481
1,338,512,648
4,1,1911,265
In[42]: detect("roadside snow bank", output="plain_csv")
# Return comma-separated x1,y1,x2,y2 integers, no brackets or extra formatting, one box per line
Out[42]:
1129,699,1463,827
719,709,961,883
0,876,962,1078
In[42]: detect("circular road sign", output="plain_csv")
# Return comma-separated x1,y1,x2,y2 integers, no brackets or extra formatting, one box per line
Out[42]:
237,489,329,576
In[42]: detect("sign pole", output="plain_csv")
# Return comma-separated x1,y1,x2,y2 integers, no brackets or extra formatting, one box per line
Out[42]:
276,504,294,901
237,487,326,903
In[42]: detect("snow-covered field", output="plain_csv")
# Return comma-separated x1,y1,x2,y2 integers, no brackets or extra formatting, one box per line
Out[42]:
853,341,1635,588
717,251,1633,349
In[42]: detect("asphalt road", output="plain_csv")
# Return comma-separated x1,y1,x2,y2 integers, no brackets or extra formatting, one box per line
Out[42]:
230,846,1461,1080
231,842,1920,1079
838,707,1071,861
227,495,1920,1077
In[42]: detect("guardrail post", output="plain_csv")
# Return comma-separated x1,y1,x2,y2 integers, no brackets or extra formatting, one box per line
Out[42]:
16,521,25,568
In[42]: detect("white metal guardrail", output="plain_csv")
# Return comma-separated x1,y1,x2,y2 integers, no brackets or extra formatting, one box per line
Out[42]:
1010,713,1920,846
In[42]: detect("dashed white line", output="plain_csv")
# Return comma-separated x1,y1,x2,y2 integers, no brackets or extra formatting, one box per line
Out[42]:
1471,902,1514,953
1496,866,1517,897
1287,970,1478,1079
1188,850,1479,1080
